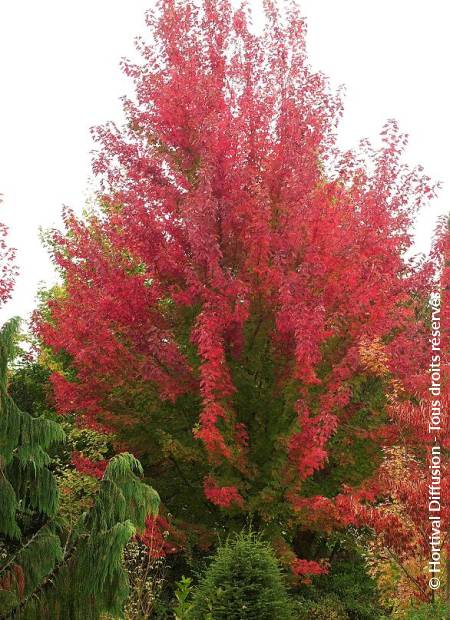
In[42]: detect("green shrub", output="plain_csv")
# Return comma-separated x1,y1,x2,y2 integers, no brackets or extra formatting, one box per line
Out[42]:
293,551,385,620
191,532,293,619
314,557,383,619
404,600,450,619
294,595,349,619
173,576,195,620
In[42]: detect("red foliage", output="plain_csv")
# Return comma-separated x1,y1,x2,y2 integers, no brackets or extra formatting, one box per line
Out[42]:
0,564,25,599
139,515,186,558
338,220,450,600
12,564,25,599
0,211,17,307
203,476,244,508
291,558,328,578
71,452,108,479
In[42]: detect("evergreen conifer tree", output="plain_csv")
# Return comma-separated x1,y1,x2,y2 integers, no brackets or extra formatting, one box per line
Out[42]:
191,532,293,620
0,318,159,619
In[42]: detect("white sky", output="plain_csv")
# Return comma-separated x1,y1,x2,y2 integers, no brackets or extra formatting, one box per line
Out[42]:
0,0,449,324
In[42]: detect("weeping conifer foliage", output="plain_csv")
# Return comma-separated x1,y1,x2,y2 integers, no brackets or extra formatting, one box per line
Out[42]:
0,318,160,619
0,317,64,538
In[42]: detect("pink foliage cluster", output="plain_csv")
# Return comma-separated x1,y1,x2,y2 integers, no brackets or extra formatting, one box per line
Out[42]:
203,476,244,508
71,452,109,479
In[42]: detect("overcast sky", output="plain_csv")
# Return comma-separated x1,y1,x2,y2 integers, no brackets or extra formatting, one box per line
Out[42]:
0,0,449,324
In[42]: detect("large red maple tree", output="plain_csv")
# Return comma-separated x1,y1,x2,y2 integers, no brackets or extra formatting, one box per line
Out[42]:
36,0,437,575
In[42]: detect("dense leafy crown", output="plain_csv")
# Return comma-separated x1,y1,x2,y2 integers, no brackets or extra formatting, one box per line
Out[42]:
36,0,436,573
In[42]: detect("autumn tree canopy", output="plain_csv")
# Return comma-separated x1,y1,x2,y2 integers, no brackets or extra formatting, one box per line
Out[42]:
36,0,437,575
347,219,450,608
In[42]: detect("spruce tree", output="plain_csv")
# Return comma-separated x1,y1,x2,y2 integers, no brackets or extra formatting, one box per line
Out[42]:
191,532,293,620
0,318,160,619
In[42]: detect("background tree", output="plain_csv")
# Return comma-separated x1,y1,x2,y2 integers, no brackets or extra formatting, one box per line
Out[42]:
337,217,450,616
36,0,436,577
0,209,16,307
